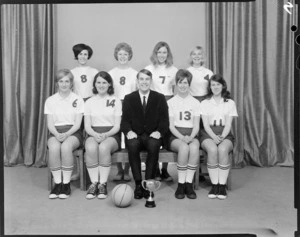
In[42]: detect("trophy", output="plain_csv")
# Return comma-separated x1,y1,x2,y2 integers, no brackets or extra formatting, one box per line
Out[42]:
142,179,161,208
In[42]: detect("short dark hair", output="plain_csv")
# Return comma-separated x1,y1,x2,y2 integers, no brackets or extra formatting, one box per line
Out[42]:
92,71,114,95
207,74,231,102
72,43,93,60
137,68,152,79
175,69,193,86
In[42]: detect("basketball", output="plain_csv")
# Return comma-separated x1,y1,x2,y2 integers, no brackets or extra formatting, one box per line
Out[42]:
111,184,134,208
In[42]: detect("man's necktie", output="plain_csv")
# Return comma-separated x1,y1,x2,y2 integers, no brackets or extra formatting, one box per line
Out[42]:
142,96,146,113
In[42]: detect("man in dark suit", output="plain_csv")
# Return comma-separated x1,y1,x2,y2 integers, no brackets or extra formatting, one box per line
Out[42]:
121,68,169,199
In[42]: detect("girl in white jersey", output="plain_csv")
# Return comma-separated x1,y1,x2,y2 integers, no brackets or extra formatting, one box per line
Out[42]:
109,42,137,182
84,71,122,199
199,74,238,200
167,69,201,199
71,43,99,101
44,69,84,199
145,41,178,181
187,46,214,102
70,43,99,181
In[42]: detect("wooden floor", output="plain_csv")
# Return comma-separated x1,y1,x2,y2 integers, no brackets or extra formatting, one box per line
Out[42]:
4,164,296,236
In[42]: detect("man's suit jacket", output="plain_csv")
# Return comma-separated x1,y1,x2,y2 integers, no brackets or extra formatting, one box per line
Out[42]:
121,90,169,138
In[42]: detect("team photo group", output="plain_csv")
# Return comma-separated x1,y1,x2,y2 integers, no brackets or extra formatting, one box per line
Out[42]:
44,40,238,202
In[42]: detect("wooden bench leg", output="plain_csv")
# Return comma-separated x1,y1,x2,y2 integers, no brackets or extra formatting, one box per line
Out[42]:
77,150,86,191
194,164,199,190
227,170,232,190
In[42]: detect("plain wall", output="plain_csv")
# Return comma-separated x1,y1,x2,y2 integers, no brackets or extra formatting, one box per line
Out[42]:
55,3,207,72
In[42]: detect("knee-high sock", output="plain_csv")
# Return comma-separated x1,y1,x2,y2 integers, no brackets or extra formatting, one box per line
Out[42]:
87,163,99,184
62,166,73,184
218,164,230,185
99,163,111,184
207,163,218,185
186,164,197,183
177,164,187,184
51,167,62,184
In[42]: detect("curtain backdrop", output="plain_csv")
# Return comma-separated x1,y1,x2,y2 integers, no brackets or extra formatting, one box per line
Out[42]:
2,4,54,167
206,0,295,167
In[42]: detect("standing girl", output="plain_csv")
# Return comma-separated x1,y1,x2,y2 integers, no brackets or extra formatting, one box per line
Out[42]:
145,41,178,182
70,43,99,180
187,46,214,102
108,42,137,182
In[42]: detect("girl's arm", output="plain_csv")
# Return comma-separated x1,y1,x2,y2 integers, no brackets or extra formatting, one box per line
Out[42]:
103,116,121,138
202,115,222,144
169,116,185,140
220,115,233,139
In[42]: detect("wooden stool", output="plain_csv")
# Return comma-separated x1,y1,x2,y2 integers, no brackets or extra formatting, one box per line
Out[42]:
198,151,232,190
47,149,85,191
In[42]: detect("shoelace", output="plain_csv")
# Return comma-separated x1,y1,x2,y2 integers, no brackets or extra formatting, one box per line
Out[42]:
88,183,97,194
98,184,106,193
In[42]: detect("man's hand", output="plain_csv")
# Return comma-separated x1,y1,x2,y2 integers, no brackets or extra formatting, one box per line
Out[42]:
150,131,161,139
127,131,138,139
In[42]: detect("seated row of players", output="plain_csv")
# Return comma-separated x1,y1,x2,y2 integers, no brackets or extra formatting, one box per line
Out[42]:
70,42,214,183
44,66,238,201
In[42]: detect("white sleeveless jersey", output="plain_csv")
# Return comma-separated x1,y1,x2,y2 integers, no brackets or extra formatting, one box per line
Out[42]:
84,95,122,127
145,64,178,96
71,66,99,99
199,98,238,126
187,66,214,97
44,92,84,126
167,94,201,128
108,67,137,100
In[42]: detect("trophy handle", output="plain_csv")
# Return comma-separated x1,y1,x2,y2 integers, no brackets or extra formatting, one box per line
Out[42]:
155,180,161,191
141,180,147,190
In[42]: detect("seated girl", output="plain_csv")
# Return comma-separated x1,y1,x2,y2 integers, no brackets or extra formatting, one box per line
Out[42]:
199,74,238,200
167,69,201,199
84,71,122,199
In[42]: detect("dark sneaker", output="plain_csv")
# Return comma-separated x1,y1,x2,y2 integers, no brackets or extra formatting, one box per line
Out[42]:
161,168,173,182
217,184,227,200
175,183,185,199
185,182,197,199
49,183,62,199
113,171,123,181
123,173,131,182
134,184,144,199
155,167,162,181
208,184,219,199
86,182,99,200
97,183,108,199
58,183,71,199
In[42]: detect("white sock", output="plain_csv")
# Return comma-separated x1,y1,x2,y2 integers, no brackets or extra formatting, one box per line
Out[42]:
177,164,187,184
218,164,230,185
87,163,99,184
51,167,62,184
207,163,218,185
62,166,73,184
99,163,111,184
186,164,197,183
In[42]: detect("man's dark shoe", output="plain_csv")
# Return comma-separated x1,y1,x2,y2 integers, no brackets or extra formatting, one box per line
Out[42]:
134,184,144,199
161,168,173,182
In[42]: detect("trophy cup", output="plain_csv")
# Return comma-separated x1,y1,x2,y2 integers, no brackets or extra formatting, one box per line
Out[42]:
142,179,161,208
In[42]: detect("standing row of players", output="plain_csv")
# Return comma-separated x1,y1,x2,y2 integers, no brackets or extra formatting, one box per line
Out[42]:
44,41,238,201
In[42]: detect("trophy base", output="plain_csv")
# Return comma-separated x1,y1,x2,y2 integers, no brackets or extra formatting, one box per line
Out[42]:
145,200,156,208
